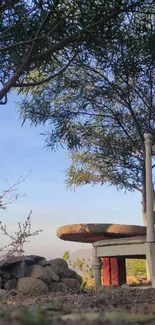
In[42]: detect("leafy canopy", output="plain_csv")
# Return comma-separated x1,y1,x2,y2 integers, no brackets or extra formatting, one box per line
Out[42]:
0,0,145,104
19,1,155,196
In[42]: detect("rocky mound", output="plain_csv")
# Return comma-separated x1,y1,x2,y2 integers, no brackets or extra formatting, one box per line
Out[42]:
0,255,83,296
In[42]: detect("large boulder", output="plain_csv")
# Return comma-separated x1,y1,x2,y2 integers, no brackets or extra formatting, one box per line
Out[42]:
0,256,35,268
10,261,27,279
0,289,7,297
61,278,80,290
4,279,17,291
48,258,68,278
37,259,51,267
45,266,59,282
17,277,48,295
50,266,65,278
61,268,77,279
76,273,83,285
48,258,68,270
26,265,51,284
29,255,45,263
1,270,11,280
49,282,68,292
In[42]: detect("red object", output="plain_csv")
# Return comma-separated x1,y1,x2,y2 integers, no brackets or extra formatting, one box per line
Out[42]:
102,257,126,286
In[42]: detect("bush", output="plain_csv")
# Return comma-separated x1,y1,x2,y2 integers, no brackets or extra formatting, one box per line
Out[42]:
126,259,146,277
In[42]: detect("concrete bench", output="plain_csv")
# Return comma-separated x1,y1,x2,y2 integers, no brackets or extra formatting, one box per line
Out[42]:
92,235,155,289
57,223,146,286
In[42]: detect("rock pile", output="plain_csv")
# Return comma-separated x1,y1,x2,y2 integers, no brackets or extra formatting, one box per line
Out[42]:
0,255,83,296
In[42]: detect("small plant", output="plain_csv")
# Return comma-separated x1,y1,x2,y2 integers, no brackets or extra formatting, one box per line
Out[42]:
62,251,70,261
0,172,42,259
80,280,87,292
0,210,42,259
62,251,94,288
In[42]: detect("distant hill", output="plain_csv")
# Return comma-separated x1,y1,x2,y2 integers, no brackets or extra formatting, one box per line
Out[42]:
70,248,92,262
69,249,92,277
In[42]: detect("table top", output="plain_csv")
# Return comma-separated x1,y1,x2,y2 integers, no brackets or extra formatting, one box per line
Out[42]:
56,223,146,243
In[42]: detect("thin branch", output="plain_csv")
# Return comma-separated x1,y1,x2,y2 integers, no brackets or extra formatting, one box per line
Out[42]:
0,94,7,105
0,0,148,103
0,0,20,13
0,9,54,102
14,52,78,87
32,2,143,63
1,6,38,36
0,171,31,209
82,64,145,150
26,8,54,63
0,35,46,53
119,75,150,110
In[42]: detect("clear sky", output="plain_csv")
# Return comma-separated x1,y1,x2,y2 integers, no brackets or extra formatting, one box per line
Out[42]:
0,93,143,259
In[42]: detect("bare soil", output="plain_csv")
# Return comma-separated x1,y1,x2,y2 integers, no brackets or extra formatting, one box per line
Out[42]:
0,286,155,324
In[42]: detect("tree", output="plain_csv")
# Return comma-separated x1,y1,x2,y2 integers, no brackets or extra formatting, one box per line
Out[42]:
19,2,155,225
0,0,151,104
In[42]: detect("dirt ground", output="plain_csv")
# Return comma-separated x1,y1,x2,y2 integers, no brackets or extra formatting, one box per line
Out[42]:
0,286,155,324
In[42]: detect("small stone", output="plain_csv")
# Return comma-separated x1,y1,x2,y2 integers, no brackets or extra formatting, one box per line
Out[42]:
121,284,131,289
49,282,68,292
4,279,17,291
45,266,59,282
17,277,48,295
0,289,7,297
61,278,80,291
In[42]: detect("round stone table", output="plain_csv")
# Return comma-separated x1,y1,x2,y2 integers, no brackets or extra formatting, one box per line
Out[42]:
57,223,146,286
57,223,146,243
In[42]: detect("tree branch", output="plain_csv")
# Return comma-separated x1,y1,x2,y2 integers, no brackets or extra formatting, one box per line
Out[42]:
0,0,20,13
0,0,148,104
82,63,145,151
14,52,78,87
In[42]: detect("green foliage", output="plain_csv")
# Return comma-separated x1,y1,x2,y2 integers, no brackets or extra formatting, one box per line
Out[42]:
62,252,94,284
18,1,155,211
1,0,145,104
126,259,146,277
74,258,85,271
62,250,70,261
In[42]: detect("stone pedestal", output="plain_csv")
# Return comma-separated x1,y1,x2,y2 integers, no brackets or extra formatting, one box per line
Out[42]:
102,257,126,286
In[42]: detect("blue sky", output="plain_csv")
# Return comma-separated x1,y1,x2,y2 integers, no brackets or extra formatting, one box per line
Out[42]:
0,93,143,259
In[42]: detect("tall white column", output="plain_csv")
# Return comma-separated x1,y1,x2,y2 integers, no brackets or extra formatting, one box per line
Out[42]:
144,132,155,242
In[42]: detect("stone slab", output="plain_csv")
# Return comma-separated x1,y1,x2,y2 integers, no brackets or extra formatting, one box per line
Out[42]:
57,223,146,243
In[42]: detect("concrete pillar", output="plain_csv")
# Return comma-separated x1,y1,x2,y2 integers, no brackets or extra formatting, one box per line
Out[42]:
92,256,102,290
144,132,155,242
